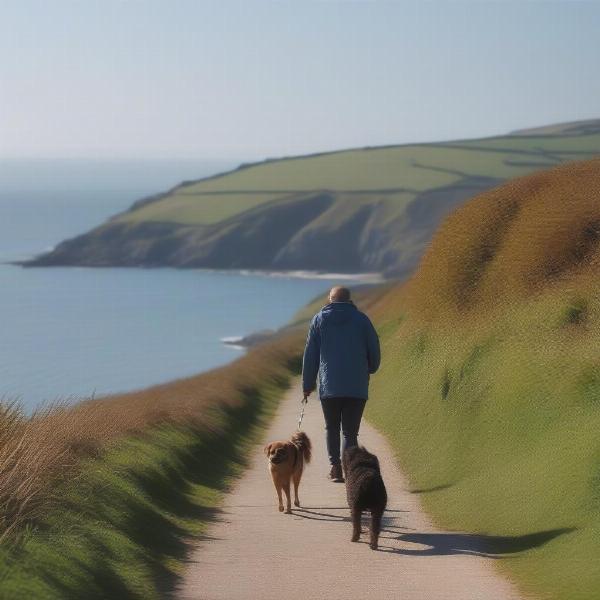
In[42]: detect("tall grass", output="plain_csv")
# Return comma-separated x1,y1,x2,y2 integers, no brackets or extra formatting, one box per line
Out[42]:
0,330,303,544
0,374,289,599
406,158,600,319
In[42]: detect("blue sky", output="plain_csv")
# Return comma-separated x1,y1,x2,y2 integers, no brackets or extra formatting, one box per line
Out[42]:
1,1,599,160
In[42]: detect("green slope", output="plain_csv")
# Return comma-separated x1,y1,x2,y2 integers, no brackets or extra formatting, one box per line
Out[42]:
369,296,600,600
115,132,600,227
365,159,600,600
29,120,600,276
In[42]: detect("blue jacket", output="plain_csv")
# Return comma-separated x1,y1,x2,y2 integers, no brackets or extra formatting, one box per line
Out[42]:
302,302,381,400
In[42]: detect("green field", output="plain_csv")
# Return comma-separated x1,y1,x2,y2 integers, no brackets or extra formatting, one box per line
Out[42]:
118,132,600,226
367,291,600,600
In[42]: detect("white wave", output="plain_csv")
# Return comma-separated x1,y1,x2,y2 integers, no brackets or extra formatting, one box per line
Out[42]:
220,335,244,344
229,269,385,282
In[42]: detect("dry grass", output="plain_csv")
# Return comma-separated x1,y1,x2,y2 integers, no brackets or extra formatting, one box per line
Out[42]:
0,329,303,541
0,402,71,541
404,158,600,322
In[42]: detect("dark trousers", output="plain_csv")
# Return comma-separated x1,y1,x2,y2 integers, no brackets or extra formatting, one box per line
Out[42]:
320,397,366,466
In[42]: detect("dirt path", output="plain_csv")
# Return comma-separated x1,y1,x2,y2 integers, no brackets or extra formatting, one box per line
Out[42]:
177,381,524,600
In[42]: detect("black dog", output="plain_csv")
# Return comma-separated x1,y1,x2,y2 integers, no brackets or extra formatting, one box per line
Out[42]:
342,446,387,550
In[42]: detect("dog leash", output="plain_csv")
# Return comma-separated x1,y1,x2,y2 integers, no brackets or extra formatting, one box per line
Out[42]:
297,396,308,430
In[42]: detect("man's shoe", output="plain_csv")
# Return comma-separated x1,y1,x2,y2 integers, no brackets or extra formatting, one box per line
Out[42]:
328,464,344,483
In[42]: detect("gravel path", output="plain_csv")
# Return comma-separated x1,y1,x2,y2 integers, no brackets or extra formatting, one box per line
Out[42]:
177,381,524,600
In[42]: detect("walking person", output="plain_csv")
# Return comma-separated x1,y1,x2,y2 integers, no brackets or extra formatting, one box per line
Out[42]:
302,286,381,482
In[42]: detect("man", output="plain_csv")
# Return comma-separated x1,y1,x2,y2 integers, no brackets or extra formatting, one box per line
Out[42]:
302,286,381,482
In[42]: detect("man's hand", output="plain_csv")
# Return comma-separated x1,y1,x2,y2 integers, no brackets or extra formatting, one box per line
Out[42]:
303,390,312,401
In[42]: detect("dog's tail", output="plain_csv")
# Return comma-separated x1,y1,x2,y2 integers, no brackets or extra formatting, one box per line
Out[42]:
292,431,312,464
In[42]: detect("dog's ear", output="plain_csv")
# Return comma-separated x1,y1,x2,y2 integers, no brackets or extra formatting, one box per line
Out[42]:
263,443,272,455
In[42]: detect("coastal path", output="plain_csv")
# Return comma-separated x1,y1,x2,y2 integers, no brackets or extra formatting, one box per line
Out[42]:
177,380,524,600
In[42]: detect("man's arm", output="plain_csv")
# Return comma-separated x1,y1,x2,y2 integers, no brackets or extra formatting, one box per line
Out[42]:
365,317,381,374
302,315,320,396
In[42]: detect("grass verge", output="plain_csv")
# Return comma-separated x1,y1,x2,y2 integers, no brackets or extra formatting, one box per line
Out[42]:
367,290,600,600
0,338,301,599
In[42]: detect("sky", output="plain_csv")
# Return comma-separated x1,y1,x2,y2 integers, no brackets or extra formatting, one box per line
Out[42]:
1,0,599,161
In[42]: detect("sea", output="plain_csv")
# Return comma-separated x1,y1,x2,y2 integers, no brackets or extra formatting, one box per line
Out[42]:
0,159,344,412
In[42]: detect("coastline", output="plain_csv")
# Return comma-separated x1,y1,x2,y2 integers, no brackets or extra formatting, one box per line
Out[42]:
235,268,385,282
220,329,276,349
1,265,344,412
10,257,386,283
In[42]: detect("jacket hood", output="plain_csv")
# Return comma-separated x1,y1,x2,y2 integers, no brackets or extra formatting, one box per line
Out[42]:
319,302,357,325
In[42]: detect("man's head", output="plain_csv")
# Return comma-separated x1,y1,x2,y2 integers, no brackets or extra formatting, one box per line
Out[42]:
329,286,351,303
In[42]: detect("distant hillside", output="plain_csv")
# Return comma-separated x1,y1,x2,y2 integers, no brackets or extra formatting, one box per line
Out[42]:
510,118,600,137
27,119,600,277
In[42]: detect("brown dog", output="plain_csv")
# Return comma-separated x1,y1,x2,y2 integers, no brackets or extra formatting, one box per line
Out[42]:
264,431,311,513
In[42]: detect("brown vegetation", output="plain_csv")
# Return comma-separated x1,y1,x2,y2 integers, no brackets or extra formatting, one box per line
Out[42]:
403,159,600,320
0,329,304,540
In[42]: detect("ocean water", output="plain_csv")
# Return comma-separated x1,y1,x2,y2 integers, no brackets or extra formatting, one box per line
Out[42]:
0,160,337,411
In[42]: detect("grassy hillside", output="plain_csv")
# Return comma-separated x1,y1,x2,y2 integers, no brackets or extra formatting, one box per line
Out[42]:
29,119,600,277
510,118,600,137
365,159,600,600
